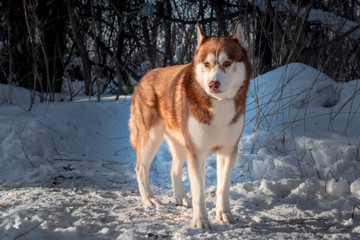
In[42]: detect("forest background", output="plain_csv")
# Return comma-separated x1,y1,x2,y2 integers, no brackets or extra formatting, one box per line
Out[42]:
1,0,359,105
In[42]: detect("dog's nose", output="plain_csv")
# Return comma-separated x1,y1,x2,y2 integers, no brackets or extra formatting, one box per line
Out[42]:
209,81,221,90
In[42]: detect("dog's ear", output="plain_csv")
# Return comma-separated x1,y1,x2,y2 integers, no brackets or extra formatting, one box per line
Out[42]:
233,21,246,49
196,23,206,49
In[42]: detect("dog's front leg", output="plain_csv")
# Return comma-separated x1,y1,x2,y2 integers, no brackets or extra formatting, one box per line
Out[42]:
215,146,237,223
187,151,211,229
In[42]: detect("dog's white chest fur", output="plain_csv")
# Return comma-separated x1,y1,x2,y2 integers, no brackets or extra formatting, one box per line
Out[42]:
188,99,244,151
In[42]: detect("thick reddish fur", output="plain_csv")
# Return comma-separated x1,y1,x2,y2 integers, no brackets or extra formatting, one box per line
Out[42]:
129,36,251,169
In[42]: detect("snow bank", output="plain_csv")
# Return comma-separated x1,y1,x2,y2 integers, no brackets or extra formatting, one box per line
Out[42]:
0,93,133,186
242,63,360,182
0,84,34,105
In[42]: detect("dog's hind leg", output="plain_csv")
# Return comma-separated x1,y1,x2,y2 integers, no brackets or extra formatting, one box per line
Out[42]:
166,135,191,207
135,123,164,207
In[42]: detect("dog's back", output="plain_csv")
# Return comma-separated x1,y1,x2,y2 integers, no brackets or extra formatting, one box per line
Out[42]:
129,63,190,151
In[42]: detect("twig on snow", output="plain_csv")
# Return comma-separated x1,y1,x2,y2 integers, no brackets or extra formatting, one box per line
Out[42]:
160,214,192,222
309,148,321,179
19,126,36,168
52,137,60,156
128,214,191,222
238,155,251,173
101,163,128,183
352,204,360,220
325,170,339,193
53,158,97,162
13,221,42,240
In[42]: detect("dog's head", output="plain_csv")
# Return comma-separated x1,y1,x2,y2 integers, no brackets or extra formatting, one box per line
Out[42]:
193,22,251,100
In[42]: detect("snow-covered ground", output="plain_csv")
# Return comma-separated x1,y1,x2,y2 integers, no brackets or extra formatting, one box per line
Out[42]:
1,63,360,239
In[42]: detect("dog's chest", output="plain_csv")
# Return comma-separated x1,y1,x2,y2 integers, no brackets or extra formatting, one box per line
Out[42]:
188,99,244,150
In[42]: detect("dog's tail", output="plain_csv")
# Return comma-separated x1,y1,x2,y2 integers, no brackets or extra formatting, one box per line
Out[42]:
128,107,138,150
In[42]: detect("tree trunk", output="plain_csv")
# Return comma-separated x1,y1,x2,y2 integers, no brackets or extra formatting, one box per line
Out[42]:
211,0,228,36
163,0,173,66
65,0,93,96
255,10,272,74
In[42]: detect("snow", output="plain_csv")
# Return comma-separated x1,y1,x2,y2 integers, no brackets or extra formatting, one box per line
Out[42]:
1,63,360,239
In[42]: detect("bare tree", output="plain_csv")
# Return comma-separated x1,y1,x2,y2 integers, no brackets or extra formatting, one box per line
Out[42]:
65,0,93,96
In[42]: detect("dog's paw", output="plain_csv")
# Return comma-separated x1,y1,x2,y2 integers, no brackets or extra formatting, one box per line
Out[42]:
215,211,235,224
143,197,162,207
175,195,191,207
191,218,212,230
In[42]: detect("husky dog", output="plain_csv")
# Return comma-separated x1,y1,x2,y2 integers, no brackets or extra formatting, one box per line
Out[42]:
129,22,252,229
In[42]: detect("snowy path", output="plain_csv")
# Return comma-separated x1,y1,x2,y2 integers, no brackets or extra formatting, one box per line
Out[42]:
1,177,358,239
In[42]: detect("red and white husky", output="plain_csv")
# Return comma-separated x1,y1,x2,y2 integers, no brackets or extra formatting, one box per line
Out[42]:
129,22,252,229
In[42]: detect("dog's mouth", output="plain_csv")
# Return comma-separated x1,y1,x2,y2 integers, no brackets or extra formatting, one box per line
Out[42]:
206,89,222,99
209,89,221,94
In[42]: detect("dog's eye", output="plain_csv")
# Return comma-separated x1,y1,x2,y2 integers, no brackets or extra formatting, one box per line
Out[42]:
223,61,232,67
204,62,211,68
